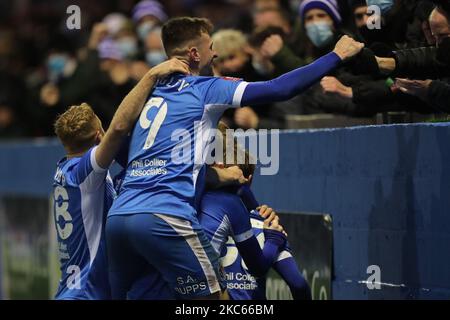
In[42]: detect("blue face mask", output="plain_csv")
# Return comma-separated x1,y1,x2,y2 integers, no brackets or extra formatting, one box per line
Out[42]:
305,21,334,48
137,21,155,42
367,0,394,15
146,50,167,67
117,38,138,59
47,55,68,81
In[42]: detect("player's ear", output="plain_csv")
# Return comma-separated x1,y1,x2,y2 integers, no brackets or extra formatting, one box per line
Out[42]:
188,46,200,62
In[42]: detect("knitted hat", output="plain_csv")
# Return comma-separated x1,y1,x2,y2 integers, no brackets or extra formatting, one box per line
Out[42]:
132,0,168,24
299,0,342,26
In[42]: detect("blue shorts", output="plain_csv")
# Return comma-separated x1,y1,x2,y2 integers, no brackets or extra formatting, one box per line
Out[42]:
106,213,223,299
127,265,175,300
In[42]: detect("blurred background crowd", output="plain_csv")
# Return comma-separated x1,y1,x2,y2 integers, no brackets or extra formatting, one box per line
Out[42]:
1,0,450,138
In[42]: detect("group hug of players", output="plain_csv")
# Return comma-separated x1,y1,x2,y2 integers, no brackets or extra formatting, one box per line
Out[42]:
52,16,364,300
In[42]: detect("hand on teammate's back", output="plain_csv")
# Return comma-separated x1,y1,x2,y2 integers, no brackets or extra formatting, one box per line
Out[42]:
148,58,190,78
332,35,365,61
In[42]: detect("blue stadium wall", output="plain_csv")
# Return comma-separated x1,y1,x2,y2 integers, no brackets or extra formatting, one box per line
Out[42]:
1,123,450,299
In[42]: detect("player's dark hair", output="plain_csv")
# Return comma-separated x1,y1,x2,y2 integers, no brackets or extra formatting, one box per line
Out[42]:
217,122,255,178
161,17,214,57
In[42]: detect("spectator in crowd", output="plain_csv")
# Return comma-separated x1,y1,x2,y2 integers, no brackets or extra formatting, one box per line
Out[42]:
211,29,268,129
258,0,351,76
393,5,450,111
142,27,167,67
253,3,293,36
132,0,168,44
319,1,444,115
129,1,168,79
351,0,370,30
30,23,137,136
103,13,139,61
1,0,450,139
31,35,79,136
358,0,429,49
253,1,376,117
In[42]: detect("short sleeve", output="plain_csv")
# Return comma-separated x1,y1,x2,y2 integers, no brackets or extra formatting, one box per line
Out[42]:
71,146,107,191
201,77,249,109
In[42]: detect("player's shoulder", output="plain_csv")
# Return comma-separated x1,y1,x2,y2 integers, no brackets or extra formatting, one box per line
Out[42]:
191,75,243,87
186,76,242,90
56,146,99,186
203,190,247,215
204,189,242,204
202,189,243,207
54,157,79,187
153,74,210,96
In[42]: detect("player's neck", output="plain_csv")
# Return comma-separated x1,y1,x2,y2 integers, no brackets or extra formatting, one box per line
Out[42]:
67,149,88,159
67,153,84,159
170,55,198,75
190,68,200,76
188,62,200,75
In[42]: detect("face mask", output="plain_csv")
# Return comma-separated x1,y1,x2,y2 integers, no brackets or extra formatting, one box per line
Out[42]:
117,38,138,59
137,21,155,42
47,55,68,81
367,0,394,15
146,50,167,67
306,21,334,48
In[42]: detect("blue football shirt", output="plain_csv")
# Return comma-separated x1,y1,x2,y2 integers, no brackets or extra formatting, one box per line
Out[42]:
53,146,114,300
109,74,248,221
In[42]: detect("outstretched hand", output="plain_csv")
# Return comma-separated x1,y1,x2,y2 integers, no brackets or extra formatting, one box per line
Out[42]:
395,78,432,101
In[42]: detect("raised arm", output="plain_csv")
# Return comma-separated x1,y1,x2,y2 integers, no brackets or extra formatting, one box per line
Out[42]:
95,58,189,169
240,36,364,106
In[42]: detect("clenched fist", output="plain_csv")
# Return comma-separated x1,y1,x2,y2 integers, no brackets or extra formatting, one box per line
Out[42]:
260,35,284,59
333,35,364,61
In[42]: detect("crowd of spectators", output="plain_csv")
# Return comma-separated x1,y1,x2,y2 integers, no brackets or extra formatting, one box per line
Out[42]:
0,0,449,138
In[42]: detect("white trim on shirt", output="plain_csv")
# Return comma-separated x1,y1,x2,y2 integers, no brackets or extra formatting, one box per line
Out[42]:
234,229,254,243
90,146,107,173
232,81,249,106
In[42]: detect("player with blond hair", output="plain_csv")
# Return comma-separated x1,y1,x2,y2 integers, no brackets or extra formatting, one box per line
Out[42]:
52,58,188,299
